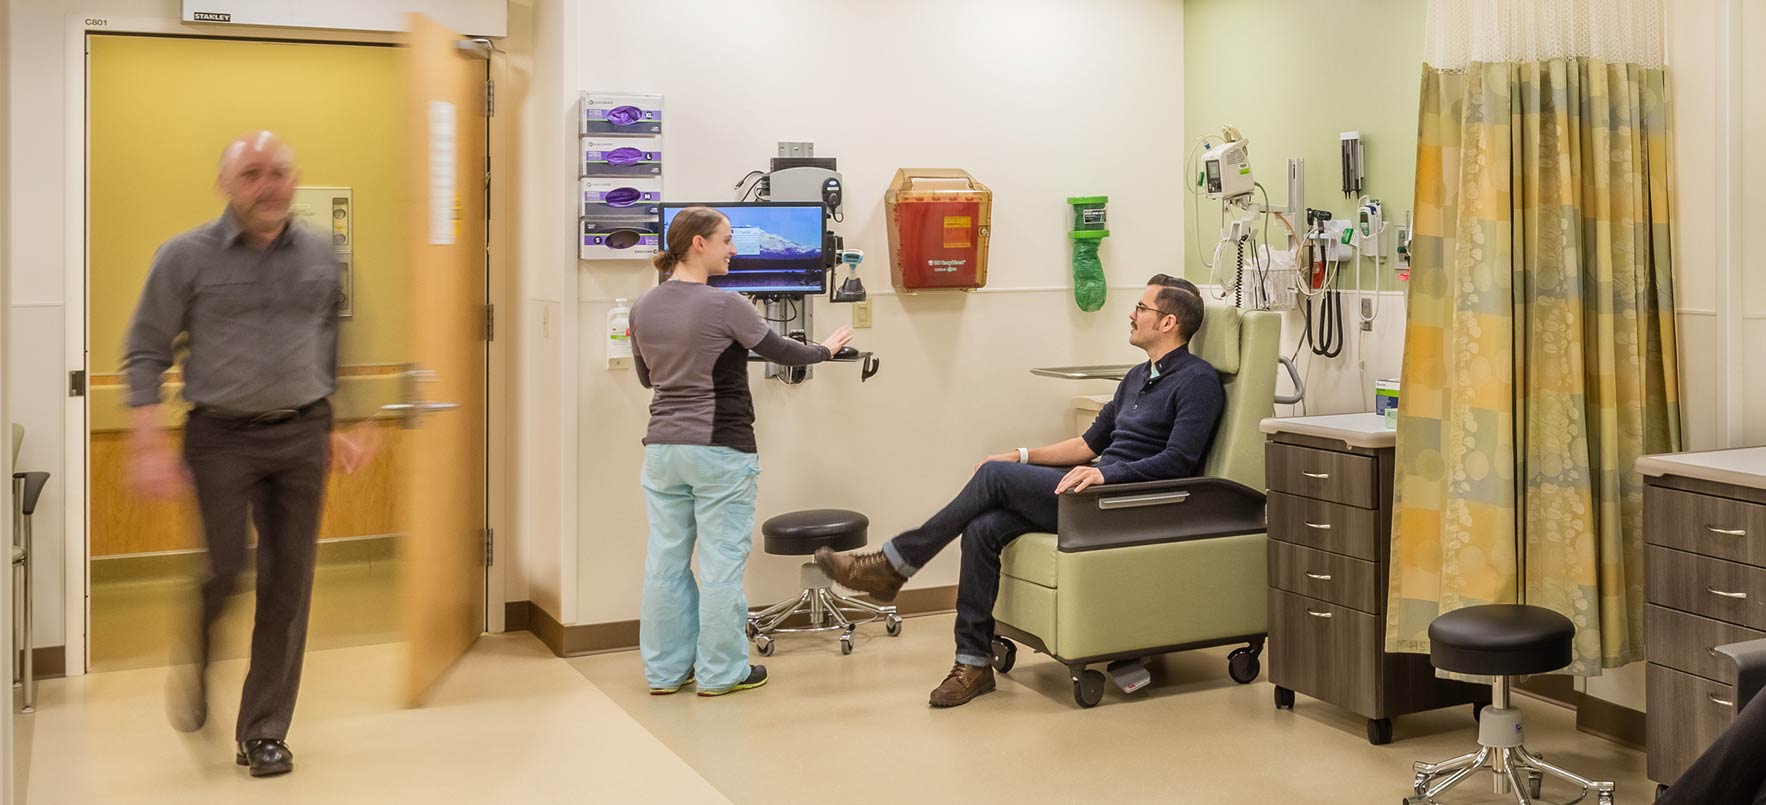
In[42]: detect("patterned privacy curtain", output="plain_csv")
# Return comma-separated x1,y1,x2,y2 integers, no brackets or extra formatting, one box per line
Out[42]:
1388,0,1682,675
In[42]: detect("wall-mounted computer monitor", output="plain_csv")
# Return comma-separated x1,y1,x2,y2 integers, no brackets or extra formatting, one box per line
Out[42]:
659,202,828,295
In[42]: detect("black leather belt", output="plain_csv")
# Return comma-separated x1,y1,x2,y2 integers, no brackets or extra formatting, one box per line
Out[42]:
193,399,329,426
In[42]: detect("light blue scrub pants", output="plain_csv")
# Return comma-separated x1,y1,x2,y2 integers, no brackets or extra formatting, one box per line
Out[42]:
639,444,760,692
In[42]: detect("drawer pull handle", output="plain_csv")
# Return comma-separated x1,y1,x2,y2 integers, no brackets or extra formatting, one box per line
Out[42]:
1706,525,1748,537
1707,587,1750,600
1305,609,1334,619
1304,521,1333,531
1304,572,1334,581
1301,471,1331,480
1709,693,1736,708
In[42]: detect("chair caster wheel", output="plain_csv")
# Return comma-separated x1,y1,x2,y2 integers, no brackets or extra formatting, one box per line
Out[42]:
885,615,902,636
1598,792,1614,805
1227,646,1261,684
745,621,758,639
1274,685,1295,709
1526,770,1543,799
1404,797,1430,805
1072,669,1106,708
1412,773,1428,796
1366,717,1394,745
991,636,1017,674
840,634,853,655
755,635,774,656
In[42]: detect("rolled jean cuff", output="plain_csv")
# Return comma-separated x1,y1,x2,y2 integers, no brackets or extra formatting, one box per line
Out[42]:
956,652,990,668
881,540,919,577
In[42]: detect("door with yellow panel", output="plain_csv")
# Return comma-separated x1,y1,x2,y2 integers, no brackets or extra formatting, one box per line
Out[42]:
85,33,486,675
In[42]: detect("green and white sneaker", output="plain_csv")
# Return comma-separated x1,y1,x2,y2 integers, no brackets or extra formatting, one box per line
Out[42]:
697,665,768,697
649,670,695,696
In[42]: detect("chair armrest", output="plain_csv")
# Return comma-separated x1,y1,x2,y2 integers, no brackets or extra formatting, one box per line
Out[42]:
1055,476,1266,553
1716,637,1766,711
12,472,49,517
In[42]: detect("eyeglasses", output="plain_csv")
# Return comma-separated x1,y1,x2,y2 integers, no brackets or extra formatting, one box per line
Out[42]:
1134,303,1173,318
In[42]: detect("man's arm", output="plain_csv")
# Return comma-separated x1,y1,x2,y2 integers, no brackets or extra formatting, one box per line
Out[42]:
978,436,1097,470
122,244,192,498
1098,371,1226,485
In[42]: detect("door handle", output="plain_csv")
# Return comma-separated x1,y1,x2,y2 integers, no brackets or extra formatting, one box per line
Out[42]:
381,365,461,429
1301,471,1330,480
1304,572,1333,581
1706,525,1748,537
1707,587,1750,600
1305,609,1334,619
1304,521,1333,531
1709,693,1736,708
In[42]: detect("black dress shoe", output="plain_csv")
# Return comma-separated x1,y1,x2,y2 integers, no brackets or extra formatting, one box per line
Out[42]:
235,739,294,777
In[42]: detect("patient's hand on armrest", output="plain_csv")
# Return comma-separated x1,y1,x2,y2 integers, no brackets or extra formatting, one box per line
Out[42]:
1055,466,1105,494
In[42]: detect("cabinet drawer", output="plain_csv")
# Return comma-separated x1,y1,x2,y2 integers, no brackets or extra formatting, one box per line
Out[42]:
1646,663,1737,786
1646,485,1766,569
1268,491,1382,561
1269,540,1381,614
1645,604,1766,684
1266,443,1378,508
1268,588,1380,719
1645,546,1766,631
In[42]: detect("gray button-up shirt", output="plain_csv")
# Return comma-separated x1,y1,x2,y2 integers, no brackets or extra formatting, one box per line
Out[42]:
123,209,342,412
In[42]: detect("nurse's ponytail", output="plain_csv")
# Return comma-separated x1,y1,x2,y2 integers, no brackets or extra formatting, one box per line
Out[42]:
654,207,726,280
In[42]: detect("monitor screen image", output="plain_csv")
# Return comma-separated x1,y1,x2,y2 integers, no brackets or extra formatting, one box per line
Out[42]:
660,202,827,295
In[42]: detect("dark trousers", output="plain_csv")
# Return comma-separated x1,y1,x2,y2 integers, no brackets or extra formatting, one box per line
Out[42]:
1657,689,1766,805
888,462,1063,662
182,406,330,742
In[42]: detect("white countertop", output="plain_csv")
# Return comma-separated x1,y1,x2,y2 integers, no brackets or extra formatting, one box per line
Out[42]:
1260,413,1395,449
1635,446,1766,491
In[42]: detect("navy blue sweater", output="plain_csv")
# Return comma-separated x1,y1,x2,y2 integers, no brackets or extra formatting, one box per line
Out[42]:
1081,345,1226,485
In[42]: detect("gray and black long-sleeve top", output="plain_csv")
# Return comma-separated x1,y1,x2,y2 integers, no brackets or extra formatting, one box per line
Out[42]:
630,280,828,453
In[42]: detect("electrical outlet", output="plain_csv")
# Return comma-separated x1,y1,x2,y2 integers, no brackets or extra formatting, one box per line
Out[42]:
852,299,873,329
1360,297,1374,331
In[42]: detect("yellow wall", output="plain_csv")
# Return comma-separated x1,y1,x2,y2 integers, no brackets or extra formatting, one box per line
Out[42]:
88,34,409,380
87,35,412,553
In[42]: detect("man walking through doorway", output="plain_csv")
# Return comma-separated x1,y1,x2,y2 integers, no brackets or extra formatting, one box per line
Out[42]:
124,131,367,777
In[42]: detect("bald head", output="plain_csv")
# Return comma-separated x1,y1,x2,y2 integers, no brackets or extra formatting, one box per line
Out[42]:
216,131,299,246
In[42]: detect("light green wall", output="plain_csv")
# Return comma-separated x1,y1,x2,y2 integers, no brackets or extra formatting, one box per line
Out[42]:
1183,0,1427,288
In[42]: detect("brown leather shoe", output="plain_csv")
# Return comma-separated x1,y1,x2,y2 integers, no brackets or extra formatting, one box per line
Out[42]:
814,547,907,603
929,663,995,707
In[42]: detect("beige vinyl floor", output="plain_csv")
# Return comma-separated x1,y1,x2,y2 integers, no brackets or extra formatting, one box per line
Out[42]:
16,612,1655,805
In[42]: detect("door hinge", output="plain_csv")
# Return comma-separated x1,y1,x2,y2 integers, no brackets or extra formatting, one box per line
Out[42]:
484,79,495,117
68,370,87,397
483,527,494,566
485,303,495,341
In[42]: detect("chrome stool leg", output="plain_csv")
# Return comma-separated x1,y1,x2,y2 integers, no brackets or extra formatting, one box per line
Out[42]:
745,561,902,654
1407,676,1614,805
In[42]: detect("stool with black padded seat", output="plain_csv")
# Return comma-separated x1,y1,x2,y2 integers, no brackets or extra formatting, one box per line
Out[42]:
1406,604,1616,805
747,509,901,656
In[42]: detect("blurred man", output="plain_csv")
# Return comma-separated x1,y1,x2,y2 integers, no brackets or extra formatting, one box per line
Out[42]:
123,131,366,777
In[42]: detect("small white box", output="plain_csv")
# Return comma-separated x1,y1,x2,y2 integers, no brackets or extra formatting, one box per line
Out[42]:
581,177,662,219
582,137,662,178
579,92,663,136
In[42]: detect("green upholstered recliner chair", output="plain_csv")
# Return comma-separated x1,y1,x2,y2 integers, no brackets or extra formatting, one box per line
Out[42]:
991,303,1279,707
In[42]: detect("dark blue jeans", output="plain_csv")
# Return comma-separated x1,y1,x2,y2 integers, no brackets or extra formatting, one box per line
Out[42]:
882,462,1064,665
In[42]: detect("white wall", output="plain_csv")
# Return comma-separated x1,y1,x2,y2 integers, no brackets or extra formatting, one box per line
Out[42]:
511,0,569,620
4,0,188,660
1,0,14,794
567,0,1190,623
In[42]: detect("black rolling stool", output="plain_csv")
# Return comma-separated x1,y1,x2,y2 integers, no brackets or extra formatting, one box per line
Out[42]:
746,509,901,656
1406,605,1615,805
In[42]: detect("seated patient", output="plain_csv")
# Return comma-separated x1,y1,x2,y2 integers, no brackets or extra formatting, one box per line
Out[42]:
818,274,1224,707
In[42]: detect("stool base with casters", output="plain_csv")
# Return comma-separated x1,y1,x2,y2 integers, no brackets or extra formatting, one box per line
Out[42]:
1407,605,1615,805
746,562,900,656
749,509,900,656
